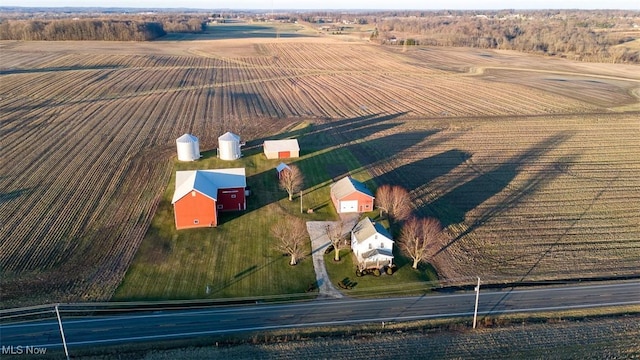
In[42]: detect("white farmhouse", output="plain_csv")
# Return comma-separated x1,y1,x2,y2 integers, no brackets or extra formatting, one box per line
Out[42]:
351,217,394,270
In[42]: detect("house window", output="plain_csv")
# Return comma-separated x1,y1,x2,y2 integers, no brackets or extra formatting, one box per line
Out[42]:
365,204,370,209
194,219,199,225
231,194,237,198
369,243,372,249
217,205,223,209
380,242,384,248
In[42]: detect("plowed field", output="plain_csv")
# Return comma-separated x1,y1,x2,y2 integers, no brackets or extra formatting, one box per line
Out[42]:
1,24,639,306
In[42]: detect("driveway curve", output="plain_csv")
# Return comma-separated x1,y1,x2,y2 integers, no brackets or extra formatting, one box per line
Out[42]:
306,215,360,298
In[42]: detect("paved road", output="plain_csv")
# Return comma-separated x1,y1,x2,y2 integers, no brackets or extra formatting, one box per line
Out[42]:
1,281,638,350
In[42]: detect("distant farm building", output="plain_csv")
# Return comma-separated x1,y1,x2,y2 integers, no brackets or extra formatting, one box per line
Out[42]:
172,168,246,229
351,217,394,269
218,132,243,161
263,139,300,159
275,162,291,179
176,133,200,161
330,176,374,213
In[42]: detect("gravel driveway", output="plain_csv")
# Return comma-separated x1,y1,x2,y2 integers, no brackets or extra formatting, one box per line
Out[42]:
306,215,359,298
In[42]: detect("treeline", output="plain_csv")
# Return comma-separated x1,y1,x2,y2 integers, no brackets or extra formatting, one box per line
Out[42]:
0,16,206,41
0,19,165,41
147,15,205,33
372,13,639,63
301,9,640,63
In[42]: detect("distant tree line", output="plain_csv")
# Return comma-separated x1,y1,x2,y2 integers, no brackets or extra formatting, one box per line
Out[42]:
150,15,205,33
0,19,165,41
301,9,640,63
0,15,206,41
372,12,639,63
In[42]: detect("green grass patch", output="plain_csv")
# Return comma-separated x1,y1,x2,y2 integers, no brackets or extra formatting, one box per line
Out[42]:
203,21,313,40
114,123,384,301
114,201,317,300
114,148,319,300
324,247,438,297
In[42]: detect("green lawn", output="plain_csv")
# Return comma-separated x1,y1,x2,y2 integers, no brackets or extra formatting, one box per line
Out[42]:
115,123,364,300
114,122,437,301
324,247,439,298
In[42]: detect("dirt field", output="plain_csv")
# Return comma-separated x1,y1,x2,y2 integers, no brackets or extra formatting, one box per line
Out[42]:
147,317,640,360
69,313,640,359
1,22,639,306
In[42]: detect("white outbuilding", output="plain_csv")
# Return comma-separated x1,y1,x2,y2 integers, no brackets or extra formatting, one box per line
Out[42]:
218,132,242,161
176,133,200,161
263,139,300,159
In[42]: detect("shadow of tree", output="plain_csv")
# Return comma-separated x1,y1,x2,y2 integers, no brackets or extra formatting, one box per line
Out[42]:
244,112,411,152
241,113,419,216
515,160,608,281
0,187,35,205
422,132,576,255
0,64,123,75
206,257,279,296
391,244,438,280
374,149,472,194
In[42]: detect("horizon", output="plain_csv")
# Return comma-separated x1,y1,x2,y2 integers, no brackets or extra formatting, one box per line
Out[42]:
1,0,639,11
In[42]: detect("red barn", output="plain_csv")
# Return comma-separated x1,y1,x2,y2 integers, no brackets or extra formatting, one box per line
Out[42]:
330,176,374,214
172,168,246,230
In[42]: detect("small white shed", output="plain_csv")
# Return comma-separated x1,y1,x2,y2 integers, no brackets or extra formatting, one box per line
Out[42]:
263,139,300,159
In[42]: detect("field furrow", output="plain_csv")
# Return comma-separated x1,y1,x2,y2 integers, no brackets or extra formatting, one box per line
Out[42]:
1,36,639,306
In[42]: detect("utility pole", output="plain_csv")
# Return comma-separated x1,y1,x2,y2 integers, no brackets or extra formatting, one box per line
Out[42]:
55,304,70,360
473,277,480,329
300,190,303,213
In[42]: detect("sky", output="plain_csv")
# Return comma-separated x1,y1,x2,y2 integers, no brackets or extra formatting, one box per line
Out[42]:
1,0,638,10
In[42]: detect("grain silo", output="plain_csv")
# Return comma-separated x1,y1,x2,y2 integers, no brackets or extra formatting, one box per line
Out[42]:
176,133,200,161
218,132,242,160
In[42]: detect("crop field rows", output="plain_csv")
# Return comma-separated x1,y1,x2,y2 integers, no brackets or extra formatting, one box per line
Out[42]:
337,113,640,282
481,69,640,109
1,37,639,305
257,317,640,359
117,314,640,359
3,44,603,122
0,47,297,305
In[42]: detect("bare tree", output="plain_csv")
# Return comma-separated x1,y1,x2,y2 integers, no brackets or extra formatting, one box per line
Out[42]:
279,164,304,201
326,220,346,261
375,184,413,222
398,216,442,269
271,217,308,266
